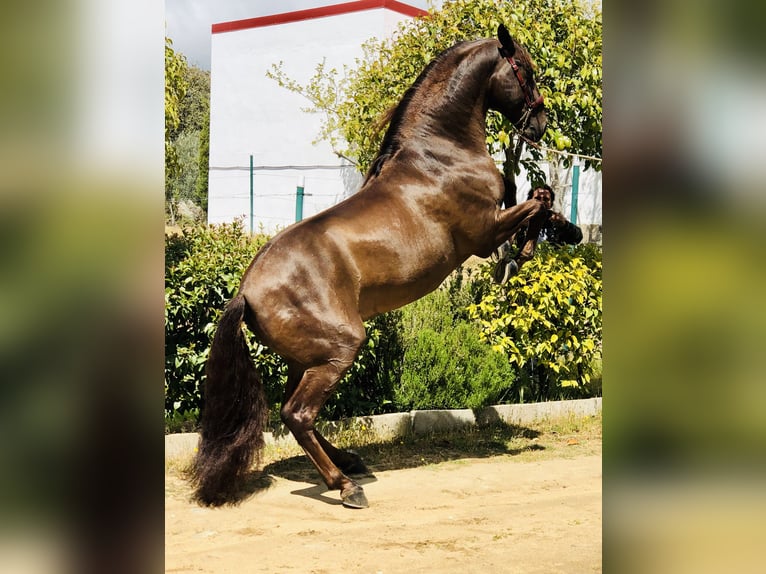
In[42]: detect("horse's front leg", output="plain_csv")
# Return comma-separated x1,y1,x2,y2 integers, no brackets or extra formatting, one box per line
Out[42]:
493,199,547,249
512,201,549,270
487,199,548,280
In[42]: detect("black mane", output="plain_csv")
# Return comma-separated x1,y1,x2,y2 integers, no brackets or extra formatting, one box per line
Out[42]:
361,36,533,185
363,42,469,183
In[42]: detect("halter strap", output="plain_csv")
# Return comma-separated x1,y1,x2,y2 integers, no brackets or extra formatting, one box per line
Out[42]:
506,56,545,111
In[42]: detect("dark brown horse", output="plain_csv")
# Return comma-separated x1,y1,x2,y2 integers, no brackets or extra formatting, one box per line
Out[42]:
192,25,548,509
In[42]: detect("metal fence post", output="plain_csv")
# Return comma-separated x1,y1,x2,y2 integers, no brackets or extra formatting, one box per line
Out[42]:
249,154,254,234
295,176,305,222
570,160,580,225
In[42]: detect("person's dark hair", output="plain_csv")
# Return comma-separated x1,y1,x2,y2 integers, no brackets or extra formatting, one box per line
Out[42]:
527,183,555,202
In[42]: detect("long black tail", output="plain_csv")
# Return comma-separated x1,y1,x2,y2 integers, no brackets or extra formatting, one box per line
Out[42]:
191,294,267,506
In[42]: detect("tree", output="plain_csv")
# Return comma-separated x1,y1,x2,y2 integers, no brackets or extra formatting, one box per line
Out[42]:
196,119,210,212
165,40,211,224
166,130,201,214
170,65,211,139
176,65,211,217
165,37,188,182
166,37,188,223
268,0,601,183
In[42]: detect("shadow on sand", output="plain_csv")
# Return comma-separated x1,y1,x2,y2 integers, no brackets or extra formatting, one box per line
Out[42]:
228,418,545,504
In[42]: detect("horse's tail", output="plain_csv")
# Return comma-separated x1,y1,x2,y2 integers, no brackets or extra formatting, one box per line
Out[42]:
191,293,267,506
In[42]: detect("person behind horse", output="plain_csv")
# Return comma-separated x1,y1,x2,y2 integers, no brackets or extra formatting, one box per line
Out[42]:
493,183,583,284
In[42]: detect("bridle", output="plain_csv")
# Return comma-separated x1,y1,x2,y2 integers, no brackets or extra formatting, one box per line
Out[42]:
500,49,545,130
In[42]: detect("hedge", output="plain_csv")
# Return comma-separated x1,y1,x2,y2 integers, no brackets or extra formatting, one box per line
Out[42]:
164,220,269,421
165,222,602,430
468,242,603,402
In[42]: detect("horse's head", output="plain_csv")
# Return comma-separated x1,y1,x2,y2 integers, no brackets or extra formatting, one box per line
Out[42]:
488,25,547,142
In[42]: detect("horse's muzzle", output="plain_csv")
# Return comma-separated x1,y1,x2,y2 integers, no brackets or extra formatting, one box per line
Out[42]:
523,111,547,142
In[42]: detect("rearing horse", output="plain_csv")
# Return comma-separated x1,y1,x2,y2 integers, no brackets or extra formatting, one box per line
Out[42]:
192,25,548,509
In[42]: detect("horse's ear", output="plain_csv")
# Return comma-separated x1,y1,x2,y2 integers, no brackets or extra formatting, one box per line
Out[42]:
497,24,516,58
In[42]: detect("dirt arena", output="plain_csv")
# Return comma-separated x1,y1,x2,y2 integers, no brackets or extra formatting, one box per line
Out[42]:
165,418,601,573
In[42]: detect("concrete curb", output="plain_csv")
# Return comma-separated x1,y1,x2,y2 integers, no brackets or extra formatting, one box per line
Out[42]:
166,397,601,462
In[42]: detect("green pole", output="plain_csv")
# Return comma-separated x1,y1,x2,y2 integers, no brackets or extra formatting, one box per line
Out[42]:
570,162,580,225
295,176,305,222
249,154,254,234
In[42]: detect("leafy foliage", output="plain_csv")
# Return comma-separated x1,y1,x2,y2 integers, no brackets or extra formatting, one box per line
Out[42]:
196,118,210,211
164,220,268,418
165,37,210,223
468,242,602,402
267,0,601,177
170,65,211,139
166,130,201,215
397,322,516,410
165,38,188,182
165,224,602,428
395,271,505,410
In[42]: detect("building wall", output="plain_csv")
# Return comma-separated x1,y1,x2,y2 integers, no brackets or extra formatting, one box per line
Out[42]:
208,2,602,239
208,6,417,234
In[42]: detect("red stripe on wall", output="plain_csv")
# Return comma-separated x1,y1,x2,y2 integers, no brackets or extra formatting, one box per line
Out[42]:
212,0,428,34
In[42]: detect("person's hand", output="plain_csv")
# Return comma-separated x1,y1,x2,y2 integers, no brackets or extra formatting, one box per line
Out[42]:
549,211,567,228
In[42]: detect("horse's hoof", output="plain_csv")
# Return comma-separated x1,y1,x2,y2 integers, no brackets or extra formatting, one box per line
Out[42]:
493,258,518,285
341,485,369,509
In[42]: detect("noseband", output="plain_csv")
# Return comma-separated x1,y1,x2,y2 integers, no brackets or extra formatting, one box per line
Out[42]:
501,51,545,130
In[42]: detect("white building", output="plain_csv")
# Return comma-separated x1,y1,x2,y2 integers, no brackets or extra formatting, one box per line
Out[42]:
208,1,427,234
208,0,601,240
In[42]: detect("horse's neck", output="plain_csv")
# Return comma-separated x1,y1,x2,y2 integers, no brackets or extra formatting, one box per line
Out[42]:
406,46,494,151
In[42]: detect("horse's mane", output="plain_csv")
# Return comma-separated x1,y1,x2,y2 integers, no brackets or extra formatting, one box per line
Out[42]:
362,42,469,184
361,37,532,185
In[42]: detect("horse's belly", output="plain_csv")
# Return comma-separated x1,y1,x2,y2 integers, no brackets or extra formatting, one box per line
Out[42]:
358,261,455,320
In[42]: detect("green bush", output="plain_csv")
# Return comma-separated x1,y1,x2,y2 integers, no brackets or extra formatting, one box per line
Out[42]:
396,322,516,410
164,220,269,420
468,243,602,402
400,267,485,337
165,222,601,427
391,280,516,410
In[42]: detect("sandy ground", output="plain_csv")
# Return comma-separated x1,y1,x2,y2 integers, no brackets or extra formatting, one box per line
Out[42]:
166,446,601,573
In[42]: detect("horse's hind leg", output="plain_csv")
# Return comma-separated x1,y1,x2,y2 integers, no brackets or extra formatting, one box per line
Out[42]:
283,364,369,476
280,328,370,508
314,430,369,475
